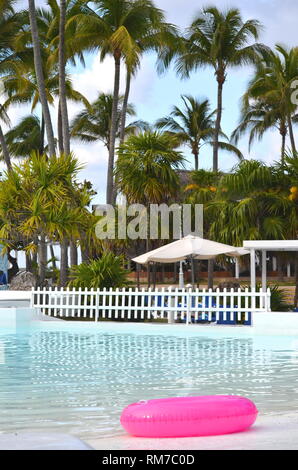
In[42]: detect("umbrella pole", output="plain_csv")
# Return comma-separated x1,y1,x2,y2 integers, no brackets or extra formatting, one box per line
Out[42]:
208,259,214,289
137,263,140,289
153,263,157,289
191,256,195,287
179,261,184,289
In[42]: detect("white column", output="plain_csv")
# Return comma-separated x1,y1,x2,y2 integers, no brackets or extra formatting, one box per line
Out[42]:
261,250,267,309
235,257,240,279
167,286,175,323
250,249,256,290
261,250,267,291
287,263,291,278
272,256,277,271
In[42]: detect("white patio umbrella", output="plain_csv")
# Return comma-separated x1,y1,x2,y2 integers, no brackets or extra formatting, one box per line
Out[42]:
132,235,248,287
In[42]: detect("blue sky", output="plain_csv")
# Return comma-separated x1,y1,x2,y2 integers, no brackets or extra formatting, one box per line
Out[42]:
5,0,298,204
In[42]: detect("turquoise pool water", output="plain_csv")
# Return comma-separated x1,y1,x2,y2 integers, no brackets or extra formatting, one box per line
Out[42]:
1,322,298,439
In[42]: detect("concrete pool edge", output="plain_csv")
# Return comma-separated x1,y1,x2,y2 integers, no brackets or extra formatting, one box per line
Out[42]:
85,412,298,450
2,307,298,336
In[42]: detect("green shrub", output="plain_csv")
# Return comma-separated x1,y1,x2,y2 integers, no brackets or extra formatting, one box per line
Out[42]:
68,253,130,289
267,284,291,312
243,283,290,312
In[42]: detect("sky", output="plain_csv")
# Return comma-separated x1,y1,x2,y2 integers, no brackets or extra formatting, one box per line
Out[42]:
3,0,298,205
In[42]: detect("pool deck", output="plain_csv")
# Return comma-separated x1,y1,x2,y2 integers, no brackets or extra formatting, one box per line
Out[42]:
85,412,298,450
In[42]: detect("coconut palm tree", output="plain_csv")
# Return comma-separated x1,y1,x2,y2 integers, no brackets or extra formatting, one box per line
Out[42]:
174,6,265,171
4,115,46,157
0,0,24,170
28,0,56,156
58,0,70,154
70,92,138,149
156,95,243,170
233,45,298,160
72,0,178,204
232,100,289,163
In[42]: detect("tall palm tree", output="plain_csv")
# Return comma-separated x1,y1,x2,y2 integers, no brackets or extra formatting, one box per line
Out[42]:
72,0,177,204
233,45,298,160
58,0,70,154
156,95,243,170
28,0,56,156
232,100,288,163
174,6,264,171
0,0,23,170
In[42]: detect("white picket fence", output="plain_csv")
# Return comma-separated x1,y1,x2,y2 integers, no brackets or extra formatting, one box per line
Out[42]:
29,287,271,325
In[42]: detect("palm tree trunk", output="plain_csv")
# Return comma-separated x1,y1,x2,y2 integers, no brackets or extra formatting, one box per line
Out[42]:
0,124,12,170
49,244,57,270
208,259,214,289
193,150,199,171
39,114,45,154
280,128,287,164
119,70,131,144
25,253,33,273
58,0,70,155
28,0,56,157
81,245,90,263
70,241,78,266
38,233,47,286
58,101,64,154
288,116,297,155
107,52,121,205
60,239,69,286
213,73,224,172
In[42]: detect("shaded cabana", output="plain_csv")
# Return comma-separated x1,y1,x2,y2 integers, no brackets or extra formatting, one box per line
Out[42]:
243,240,298,293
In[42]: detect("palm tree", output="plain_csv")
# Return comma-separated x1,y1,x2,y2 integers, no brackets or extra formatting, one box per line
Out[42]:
114,130,184,205
27,0,56,156
156,95,243,170
0,0,23,170
232,100,288,163
233,45,298,160
4,115,46,157
0,151,97,285
70,92,138,149
207,160,292,246
2,5,89,155
58,0,70,154
174,6,264,171
72,0,177,204
0,102,11,169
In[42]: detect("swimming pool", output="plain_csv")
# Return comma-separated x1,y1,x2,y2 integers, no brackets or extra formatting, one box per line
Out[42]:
1,321,298,440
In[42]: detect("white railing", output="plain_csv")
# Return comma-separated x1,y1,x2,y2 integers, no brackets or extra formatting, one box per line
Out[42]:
28,287,271,325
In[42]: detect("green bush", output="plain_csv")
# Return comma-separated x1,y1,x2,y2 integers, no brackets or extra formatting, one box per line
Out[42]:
243,283,291,312
68,253,130,289
267,284,291,312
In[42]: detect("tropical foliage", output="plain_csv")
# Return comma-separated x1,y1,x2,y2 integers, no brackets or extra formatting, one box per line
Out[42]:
0,1,296,295
68,252,130,289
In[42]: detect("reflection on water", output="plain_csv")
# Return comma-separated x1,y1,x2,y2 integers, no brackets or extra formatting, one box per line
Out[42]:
0,329,298,438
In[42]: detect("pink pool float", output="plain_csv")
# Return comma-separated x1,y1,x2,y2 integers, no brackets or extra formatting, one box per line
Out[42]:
120,395,258,438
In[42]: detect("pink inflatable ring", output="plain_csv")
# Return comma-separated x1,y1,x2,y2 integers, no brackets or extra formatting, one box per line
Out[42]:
120,395,258,438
